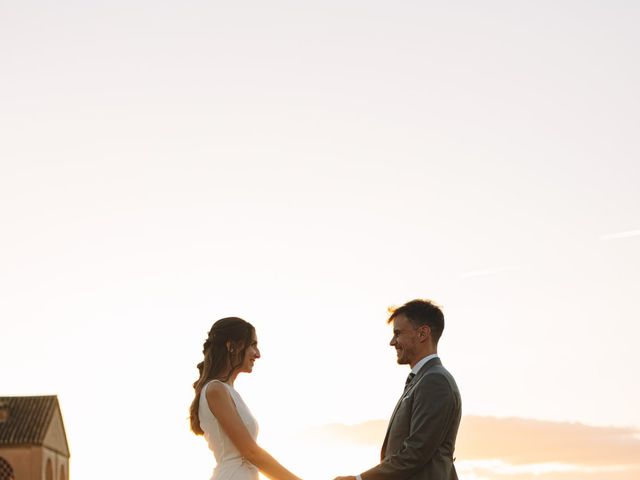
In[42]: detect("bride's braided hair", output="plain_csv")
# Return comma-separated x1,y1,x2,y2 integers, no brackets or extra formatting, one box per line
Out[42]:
189,317,255,435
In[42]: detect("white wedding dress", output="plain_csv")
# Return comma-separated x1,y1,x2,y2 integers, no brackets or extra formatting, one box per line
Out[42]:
199,380,260,480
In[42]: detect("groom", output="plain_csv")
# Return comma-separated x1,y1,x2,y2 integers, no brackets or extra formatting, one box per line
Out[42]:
335,299,461,480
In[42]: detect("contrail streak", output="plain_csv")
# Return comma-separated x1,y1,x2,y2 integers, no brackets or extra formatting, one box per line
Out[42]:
601,229,640,240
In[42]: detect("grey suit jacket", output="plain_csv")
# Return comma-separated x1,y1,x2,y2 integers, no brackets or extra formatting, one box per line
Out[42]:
361,357,461,480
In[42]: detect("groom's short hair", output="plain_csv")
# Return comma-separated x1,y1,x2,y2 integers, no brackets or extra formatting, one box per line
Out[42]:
388,299,445,344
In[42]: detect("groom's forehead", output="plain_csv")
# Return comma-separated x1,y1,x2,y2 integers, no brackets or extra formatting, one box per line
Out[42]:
393,314,411,330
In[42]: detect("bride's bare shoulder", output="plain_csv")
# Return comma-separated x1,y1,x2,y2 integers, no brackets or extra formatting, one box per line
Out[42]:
205,380,231,399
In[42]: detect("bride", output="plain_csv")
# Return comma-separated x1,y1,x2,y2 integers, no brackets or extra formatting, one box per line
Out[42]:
190,317,302,480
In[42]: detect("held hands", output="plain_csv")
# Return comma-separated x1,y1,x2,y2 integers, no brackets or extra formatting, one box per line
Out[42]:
333,477,356,480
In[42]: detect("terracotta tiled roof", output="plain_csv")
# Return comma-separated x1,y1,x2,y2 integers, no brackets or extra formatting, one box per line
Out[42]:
0,396,58,446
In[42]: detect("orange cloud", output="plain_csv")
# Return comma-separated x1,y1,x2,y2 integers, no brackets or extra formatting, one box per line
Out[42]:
456,416,640,466
301,415,640,479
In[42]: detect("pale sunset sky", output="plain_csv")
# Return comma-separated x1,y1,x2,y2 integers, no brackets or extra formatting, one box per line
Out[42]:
1,1,639,480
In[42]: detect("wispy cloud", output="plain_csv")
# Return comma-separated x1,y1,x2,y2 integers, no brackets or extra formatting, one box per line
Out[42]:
601,229,640,240
462,461,640,480
302,420,386,445
459,266,516,279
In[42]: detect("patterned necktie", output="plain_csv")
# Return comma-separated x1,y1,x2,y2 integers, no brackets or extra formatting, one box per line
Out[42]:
405,372,415,388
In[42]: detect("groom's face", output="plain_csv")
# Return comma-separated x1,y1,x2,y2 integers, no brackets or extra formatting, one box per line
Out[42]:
390,314,420,366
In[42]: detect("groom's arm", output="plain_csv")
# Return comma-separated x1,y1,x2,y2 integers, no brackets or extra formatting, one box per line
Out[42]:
359,374,458,480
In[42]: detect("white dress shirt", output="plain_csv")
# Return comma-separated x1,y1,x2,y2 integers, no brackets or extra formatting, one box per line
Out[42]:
410,353,439,376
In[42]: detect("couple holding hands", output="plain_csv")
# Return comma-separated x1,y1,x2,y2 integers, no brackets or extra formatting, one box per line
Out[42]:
189,299,462,480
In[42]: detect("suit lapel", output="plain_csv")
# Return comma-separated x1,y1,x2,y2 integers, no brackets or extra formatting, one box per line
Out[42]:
380,357,442,458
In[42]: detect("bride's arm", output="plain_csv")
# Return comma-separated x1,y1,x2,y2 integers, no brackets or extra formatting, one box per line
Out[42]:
206,383,302,480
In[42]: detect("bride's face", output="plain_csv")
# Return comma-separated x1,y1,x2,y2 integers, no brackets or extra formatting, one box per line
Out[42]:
240,331,260,373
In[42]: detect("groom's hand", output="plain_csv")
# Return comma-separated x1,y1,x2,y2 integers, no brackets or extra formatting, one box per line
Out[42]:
333,477,356,480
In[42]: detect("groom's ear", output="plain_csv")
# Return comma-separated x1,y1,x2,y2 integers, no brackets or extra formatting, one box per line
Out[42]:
418,324,432,341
